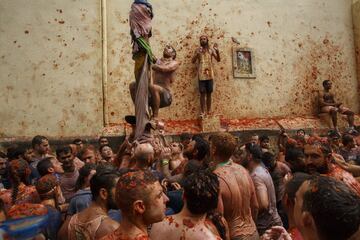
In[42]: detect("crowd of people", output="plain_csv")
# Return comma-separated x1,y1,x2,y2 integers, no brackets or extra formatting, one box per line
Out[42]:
0,123,360,240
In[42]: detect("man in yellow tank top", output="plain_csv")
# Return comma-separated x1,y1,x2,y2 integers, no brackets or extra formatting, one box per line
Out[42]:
192,35,220,117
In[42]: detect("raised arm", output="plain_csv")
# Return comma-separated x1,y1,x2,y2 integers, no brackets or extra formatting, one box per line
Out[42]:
192,48,201,64
212,44,221,62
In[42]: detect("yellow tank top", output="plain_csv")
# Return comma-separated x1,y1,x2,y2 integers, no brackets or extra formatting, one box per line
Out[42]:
198,50,214,81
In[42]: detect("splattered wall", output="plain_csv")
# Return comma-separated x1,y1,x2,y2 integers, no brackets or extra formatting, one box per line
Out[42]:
0,0,103,138
354,0,360,85
107,0,359,125
0,0,359,138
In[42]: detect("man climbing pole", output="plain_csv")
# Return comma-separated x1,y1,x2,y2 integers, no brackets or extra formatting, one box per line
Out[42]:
129,0,156,138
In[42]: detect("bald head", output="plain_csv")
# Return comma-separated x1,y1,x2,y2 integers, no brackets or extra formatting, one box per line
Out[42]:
134,143,154,167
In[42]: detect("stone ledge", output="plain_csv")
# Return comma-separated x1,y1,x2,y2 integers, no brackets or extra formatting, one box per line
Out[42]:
1,115,358,144
102,114,360,137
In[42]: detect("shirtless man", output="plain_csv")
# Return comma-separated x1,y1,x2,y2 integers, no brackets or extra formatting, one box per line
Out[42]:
115,115,136,169
304,143,360,196
101,170,169,240
132,143,155,171
150,170,226,240
169,142,187,176
58,168,120,240
192,35,220,117
210,133,259,240
294,176,360,240
319,80,355,131
130,45,179,120
31,135,51,169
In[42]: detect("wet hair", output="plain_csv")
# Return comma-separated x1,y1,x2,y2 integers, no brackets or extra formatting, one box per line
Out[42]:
259,135,270,142
192,136,209,161
99,144,112,153
76,163,97,191
183,170,219,215
6,144,25,161
35,174,58,198
200,35,209,43
165,45,177,60
98,136,108,143
328,129,341,139
322,79,331,87
79,145,96,155
209,133,236,160
37,157,54,177
262,152,276,171
116,170,158,213
0,151,6,159
207,212,227,240
90,165,120,201
245,143,263,163
308,143,331,156
184,169,226,239
31,135,48,148
285,147,306,172
56,145,72,157
183,160,203,178
9,159,31,204
302,176,360,240
297,129,305,135
73,138,82,144
180,133,192,142
342,134,354,147
285,172,312,202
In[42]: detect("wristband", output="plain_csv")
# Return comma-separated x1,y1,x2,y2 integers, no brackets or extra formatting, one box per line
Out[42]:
161,159,169,166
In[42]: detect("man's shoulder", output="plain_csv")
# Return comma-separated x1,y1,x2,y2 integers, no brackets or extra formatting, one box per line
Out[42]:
61,170,79,180
214,165,232,178
154,215,179,228
101,216,120,227
251,166,270,179
151,216,180,236
69,190,92,205
276,161,291,174
101,228,149,240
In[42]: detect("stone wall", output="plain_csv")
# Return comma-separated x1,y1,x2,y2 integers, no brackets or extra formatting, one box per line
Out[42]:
107,0,359,124
353,0,360,92
0,0,358,138
0,0,103,138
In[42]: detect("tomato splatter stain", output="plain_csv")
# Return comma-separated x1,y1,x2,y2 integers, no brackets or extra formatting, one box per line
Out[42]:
168,216,174,225
183,219,195,228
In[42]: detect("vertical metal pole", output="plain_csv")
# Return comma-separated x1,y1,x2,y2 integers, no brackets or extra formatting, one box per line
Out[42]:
352,1,360,112
101,0,109,127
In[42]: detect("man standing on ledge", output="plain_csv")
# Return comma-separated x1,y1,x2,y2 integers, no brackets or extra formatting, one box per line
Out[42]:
129,0,156,138
192,35,220,118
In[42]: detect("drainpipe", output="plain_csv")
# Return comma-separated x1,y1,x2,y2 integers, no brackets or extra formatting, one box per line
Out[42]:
352,1,360,112
101,0,109,127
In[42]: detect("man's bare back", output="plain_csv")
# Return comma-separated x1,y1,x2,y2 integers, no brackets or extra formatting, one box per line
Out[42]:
150,215,222,240
214,161,259,239
59,205,119,240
